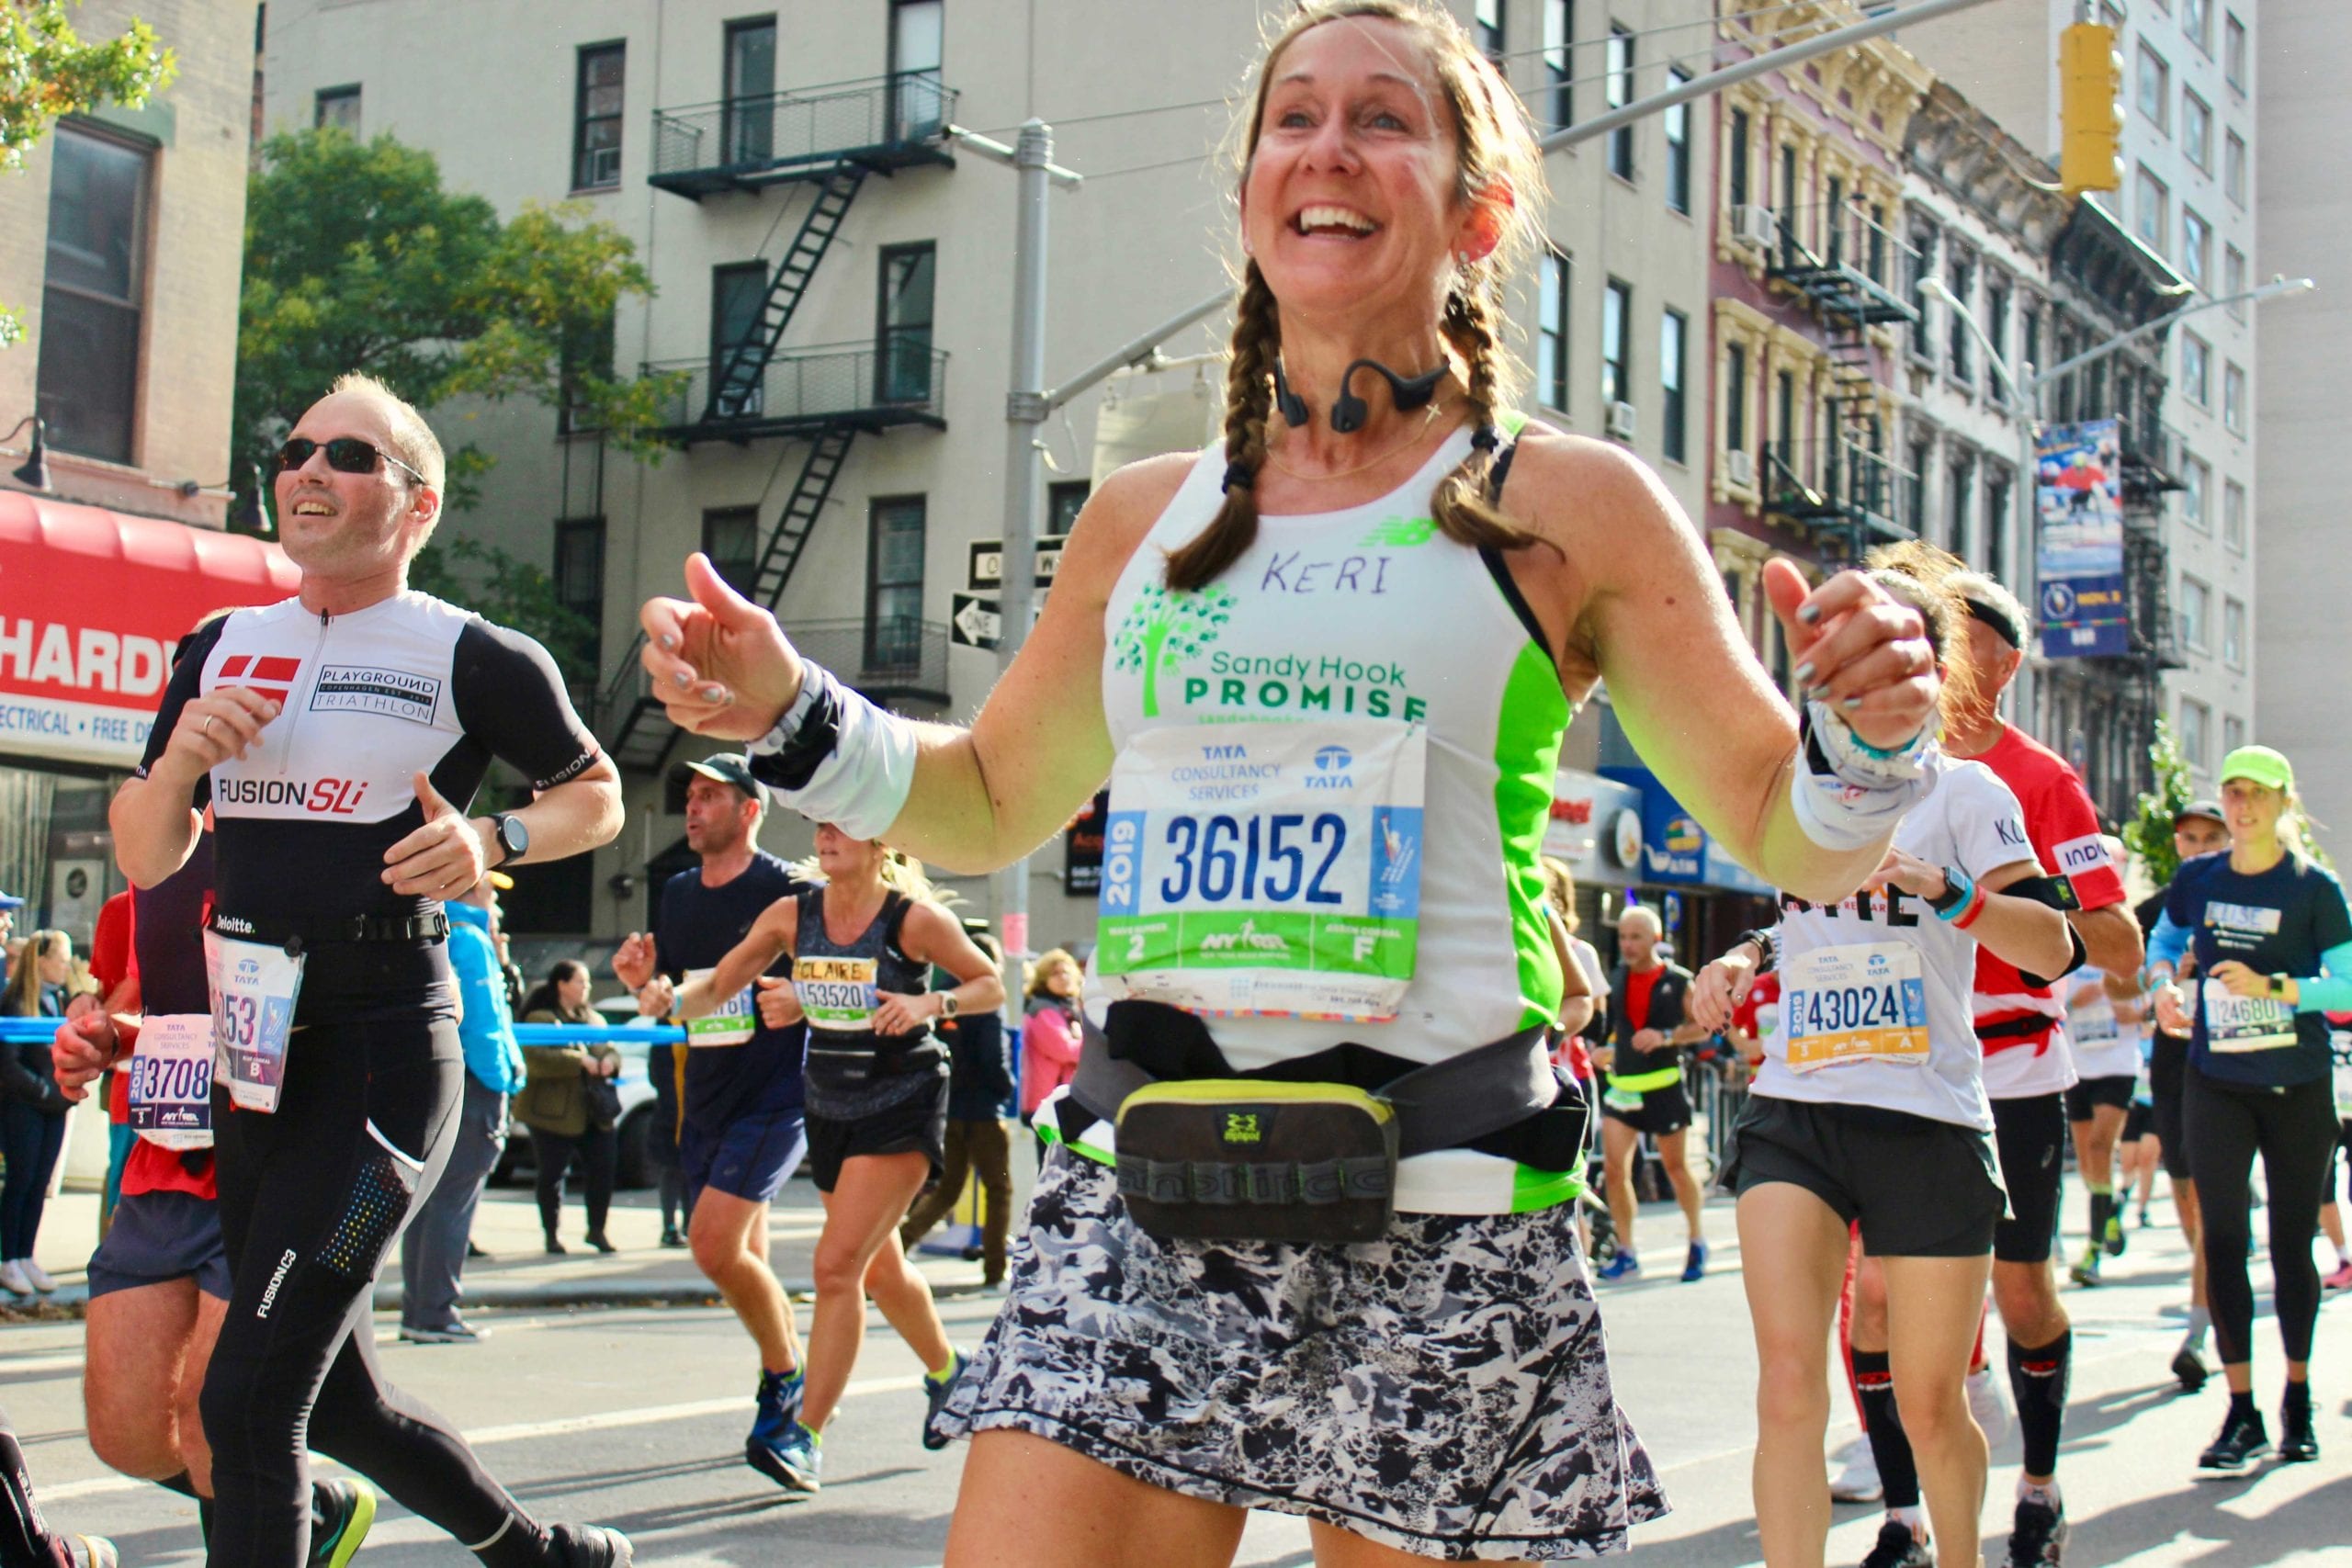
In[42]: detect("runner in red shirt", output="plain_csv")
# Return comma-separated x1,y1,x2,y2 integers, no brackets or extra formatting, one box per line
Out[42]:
1845,572,2143,1568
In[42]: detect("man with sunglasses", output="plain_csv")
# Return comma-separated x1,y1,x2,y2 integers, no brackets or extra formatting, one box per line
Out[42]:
110,374,630,1568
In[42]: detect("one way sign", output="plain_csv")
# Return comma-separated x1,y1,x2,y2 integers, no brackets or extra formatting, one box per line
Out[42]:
950,592,1043,651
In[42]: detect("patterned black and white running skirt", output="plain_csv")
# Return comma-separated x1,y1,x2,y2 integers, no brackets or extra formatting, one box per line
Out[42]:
929,1148,1668,1560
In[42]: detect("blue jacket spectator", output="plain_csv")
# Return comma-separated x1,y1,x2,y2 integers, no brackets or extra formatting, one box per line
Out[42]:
447,898,524,1095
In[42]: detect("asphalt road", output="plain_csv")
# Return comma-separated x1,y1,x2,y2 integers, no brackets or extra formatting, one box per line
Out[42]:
5,1186,2347,1566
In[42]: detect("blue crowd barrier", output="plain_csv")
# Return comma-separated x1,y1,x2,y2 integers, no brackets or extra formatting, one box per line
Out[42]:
0,1017,688,1044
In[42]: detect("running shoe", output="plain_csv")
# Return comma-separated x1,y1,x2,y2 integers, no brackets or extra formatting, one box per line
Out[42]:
399,1320,488,1344
1681,1240,1710,1281
308,1478,378,1568
547,1522,634,1566
2103,1213,2127,1258
2003,1498,2067,1567
2197,1404,2270,1471
0,1260,30,1296
747,1422,821,1495
1966,1364,2010,1450
2322,1258,2352,1292
2137,1205,2154,1229
751,1367,805,1450
20,1261,55,1292
1595,1252,1642,1283
2171,1343,2212,1393
2278,1393,2318,1463
922,1350,969,1451
1857,1517,1931,1567
2067,1247,2100,1288
1828,1443,1883,1504
67,1537,118,1568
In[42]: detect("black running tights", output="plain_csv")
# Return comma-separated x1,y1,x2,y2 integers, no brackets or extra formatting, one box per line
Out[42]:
2183,1067,2337,1368
204,1017,541,1568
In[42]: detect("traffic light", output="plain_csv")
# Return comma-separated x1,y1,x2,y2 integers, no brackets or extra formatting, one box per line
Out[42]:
2060,22,2124,197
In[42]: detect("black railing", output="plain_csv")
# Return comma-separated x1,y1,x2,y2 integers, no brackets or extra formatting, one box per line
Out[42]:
644,342,947,441
1764,437,1916,543
650,73,955,196
1760,201,1920,327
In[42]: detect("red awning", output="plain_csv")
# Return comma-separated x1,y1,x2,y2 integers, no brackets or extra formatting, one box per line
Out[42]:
0,490,300,771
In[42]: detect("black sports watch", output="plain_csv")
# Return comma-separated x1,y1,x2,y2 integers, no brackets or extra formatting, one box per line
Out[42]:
2269,972,2290,999
489,812,528,866
1925,866,1971,915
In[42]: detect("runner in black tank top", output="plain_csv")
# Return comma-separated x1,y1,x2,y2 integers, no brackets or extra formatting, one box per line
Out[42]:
677,823,1003,1495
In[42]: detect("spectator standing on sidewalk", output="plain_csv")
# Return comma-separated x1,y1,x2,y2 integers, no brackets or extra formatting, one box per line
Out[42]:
901,931,1016,1286
1018,949,1082,1145
399,875,523,1344
517,961,621,1255
2,930,78,1296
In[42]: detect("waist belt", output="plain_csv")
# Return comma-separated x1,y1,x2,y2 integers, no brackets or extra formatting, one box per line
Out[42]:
1974,1015,2054,1042
209,910,450,950
1605,1065,1682,1094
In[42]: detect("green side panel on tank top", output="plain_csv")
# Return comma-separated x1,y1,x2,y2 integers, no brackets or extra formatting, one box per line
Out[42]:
1511,1163,1585,1213
1493,639,1570,1031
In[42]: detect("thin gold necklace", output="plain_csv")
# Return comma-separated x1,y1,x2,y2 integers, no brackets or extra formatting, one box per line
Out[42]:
1261,397,1458,483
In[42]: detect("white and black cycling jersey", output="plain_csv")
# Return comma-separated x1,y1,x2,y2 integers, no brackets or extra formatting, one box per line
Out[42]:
136,592,601,1021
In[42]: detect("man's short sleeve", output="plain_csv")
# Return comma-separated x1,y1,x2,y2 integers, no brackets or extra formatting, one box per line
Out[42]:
131,615,227,802
1950,765,2033,883
89,894,134,993
450,619,602,791
2032,769,2126,911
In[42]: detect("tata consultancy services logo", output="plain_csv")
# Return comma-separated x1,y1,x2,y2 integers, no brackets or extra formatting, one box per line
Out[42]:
1314,744,1352,772
1109,583,1235,718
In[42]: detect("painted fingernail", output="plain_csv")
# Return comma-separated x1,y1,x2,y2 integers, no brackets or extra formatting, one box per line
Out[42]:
658,634,677,650
1792,661,1815,686
1798,603,1822,625
700,685,727,703
1841,695,1864,710
673,671,692,688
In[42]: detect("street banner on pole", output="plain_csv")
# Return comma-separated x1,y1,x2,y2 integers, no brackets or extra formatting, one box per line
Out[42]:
2033,417,2130,660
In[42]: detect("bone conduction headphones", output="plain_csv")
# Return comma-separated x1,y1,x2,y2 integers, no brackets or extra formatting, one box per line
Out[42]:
1273,356,1447,434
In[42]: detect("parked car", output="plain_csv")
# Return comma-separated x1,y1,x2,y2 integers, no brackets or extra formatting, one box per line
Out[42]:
492,998,662,1189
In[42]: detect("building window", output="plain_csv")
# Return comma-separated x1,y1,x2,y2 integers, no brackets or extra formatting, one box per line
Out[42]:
2186,0,2213,53
2222,713,2245,755
558,308,616,434
2183,454,2211,529
2179,697,2211,773
314,85,361,133
1947,253,1974,383
1725,342,1749,456
2135,165,2168,250
1601,278,1631,411
1984,282,2010,403
1727,107,1749,209
1047,479,1090,536
554,519,605,676
2179,574,2211,651
573,44,624,190
1984,471,2010,581
2181,333,2211,405
889,0,947,141
2222,363,2245,434
1476,0,1506,65
2137,45,2170,135
876,241,936,404
723,18,777,166
2222,479,2246,550
1660,309,1688,463
1606,26,1634,180
1542,0,1570,127
1945,453,1975,558
2021,302,2041,381
1537,249,1569,412
2223,244,2246,315
2183,92,2211,170
865,495,927,670
1908,227,1938,359
1905,439,1930,541
2222,596,2245,668
709,261,768,417
35,123,149,465
2222,130,2246,207
1663,69,1691,214
2181,208,2211,289
2224,12,2246,91
702,507,761,600
1775,369,1798,477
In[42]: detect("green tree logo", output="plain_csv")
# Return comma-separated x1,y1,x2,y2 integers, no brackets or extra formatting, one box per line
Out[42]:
1111,583,1235,717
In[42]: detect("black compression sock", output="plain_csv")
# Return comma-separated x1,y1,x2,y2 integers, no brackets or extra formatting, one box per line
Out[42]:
1853,1349,1922,1509
2008,1330,2072,1477
2281,1380,2312,1412
2229,1389,2258,1420
0,1419,63,1568
2087,1190,2111,1247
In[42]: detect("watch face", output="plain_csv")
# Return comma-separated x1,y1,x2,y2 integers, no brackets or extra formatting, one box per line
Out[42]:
500,816,527,855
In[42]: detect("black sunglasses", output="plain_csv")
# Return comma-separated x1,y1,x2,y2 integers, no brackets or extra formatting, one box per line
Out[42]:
276,435,428,484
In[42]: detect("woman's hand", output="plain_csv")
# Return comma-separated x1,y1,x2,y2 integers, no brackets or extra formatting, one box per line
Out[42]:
1764,560,1938,753
639,554,805,741
1865,847,1949,903
2154,983,2190,1033
872,988,943,1036
1690,946,1758,1033
2205,960,2279,1001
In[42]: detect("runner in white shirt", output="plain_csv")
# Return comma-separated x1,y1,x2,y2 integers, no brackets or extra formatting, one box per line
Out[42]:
1696,547,2073,1568
2063,871,2149,1288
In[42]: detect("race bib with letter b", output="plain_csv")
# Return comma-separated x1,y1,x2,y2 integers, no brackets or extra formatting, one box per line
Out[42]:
1781,944,1930,1074
1094,719,1425,1021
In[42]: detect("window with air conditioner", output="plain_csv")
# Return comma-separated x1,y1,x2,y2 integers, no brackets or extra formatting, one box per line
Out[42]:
573,44,624,190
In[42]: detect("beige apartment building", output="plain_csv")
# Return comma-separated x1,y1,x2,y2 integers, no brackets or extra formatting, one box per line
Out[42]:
256,0,1713,947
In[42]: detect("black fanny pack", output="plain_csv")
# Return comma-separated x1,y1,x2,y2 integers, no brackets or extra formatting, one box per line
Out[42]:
1073,1000,1568,1245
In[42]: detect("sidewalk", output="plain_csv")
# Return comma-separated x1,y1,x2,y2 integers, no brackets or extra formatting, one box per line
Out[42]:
10,1164,1014,1317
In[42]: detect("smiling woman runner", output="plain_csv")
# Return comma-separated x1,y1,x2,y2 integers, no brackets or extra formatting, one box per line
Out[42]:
632,4,1943,1562
1693,546,2073,1568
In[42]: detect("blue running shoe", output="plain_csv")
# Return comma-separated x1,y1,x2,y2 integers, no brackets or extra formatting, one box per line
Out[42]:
1681,1240,1710,1281
747,1422,821,1495
1596,1251,1642,1282
751,1367,805,1445
922,1350,969,1451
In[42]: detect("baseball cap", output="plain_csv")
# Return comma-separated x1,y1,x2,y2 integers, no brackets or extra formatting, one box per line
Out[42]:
681,752,763,802
2173,799,2226,828
2218,745,2294,793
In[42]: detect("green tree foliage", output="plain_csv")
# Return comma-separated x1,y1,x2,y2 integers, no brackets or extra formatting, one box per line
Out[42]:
0,0,175,344
2122,717,2192,888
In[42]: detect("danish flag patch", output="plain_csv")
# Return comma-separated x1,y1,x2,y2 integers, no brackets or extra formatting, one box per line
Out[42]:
217,655,301,705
